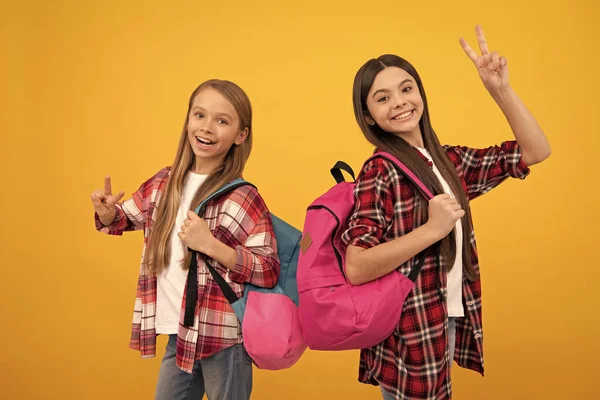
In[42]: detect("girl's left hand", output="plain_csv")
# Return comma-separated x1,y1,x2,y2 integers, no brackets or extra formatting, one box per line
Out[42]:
460,25,509,95
178,211,216,254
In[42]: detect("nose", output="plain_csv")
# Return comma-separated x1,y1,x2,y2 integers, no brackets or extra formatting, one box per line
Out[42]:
199,119,213,133
393,94,408,109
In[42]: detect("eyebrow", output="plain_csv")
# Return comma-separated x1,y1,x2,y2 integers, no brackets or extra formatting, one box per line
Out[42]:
371,79,413,98
191,106,233,120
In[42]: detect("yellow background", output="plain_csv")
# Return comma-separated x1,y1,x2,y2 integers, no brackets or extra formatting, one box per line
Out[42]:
2,0,599,399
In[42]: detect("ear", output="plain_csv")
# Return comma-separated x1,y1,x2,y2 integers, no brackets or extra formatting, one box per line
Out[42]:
234,127,249,145
365,114,375,126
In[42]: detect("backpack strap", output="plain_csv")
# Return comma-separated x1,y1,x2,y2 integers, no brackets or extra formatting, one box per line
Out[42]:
183,178,256,327
366,152,434,200
364,151,437,283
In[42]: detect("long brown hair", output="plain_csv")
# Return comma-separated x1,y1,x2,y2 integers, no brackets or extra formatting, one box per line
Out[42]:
353,55,476,281
144,79,253,275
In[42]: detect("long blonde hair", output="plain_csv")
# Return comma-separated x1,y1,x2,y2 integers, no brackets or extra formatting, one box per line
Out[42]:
145,79,253,275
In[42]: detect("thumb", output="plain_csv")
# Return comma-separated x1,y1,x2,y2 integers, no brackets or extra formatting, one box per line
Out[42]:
187,210,200,221
499,56,509,79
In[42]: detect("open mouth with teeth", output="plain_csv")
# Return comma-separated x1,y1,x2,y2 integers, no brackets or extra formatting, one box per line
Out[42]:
391,110,414,121
195,136,216,146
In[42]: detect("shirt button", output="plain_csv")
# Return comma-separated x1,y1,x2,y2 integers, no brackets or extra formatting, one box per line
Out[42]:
467,301,474,306
474,333,482,339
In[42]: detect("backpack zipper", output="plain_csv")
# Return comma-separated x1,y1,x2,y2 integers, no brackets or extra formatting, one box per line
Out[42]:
307,205,346,280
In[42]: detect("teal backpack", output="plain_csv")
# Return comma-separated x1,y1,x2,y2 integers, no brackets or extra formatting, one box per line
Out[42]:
182,178,307,370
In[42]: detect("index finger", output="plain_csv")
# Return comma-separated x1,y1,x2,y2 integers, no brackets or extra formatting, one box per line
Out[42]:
433,193,451,201
475,25,489,55
104,176,112,195
459,38,478,64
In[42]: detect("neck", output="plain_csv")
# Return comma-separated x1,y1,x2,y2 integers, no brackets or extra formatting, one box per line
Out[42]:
191,156,225,174
394,127,424,148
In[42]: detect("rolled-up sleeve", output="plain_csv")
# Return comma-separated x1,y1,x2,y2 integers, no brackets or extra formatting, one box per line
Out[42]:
447,141,530,200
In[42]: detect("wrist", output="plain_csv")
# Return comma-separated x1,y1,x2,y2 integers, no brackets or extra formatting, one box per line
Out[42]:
421,222,445,242
490,85,515,106
201,236,220,257
99,211,116,226
203,238,238,270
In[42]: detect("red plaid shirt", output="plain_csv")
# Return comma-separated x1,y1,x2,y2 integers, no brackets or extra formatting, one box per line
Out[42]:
342,142,529,399
95,167,280,373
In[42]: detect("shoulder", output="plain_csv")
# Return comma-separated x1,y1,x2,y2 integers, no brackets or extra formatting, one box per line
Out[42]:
218,182,269,219
442,145,463,166
143,166,171,185
358,155,408,189
134,166,171,196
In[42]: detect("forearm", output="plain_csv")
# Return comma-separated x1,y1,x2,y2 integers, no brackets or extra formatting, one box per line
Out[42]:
492,86,551,166
204,238,237,271
345,223,442,285
204,238,279,288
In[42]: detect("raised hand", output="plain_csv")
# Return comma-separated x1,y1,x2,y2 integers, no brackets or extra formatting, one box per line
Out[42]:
91,176,125,226
460,25,509,95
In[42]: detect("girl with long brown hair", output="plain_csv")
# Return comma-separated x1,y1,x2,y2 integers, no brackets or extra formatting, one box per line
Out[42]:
342,26,551,399
90,79,279,400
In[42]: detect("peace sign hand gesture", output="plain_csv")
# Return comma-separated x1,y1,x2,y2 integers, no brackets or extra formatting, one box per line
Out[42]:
460,25,509,96
91,176,125,226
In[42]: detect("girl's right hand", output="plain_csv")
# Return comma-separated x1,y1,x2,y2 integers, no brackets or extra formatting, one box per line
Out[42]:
426,194,465,239
91,176,125,226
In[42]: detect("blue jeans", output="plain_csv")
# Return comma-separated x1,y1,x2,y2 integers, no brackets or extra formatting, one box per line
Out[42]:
447,317,456,365
155,334,252,400
381,318,457,399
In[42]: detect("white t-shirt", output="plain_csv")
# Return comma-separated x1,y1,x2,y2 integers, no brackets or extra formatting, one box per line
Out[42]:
155,172,208,334
418,148,465,317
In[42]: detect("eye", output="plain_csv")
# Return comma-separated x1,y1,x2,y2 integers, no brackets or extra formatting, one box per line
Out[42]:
194,112,204,118
217,119,229,125
402,86,412,93
377,96,389,103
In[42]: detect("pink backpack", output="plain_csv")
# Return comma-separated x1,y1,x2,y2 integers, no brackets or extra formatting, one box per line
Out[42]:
297,152,434,351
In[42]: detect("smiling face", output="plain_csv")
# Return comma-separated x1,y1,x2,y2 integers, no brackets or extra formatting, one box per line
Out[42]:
186,87,248,174
365,66,424,147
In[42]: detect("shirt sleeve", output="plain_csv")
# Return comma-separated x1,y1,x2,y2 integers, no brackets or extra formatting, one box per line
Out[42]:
214,187,280,288
446,141,530,201
341,158,395,249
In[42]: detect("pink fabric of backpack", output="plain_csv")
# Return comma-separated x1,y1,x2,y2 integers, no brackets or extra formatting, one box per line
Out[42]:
297,152,434,350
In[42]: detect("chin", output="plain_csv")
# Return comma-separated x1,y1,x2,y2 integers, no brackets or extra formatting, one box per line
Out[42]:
387,126,413,135
388,130,415,141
